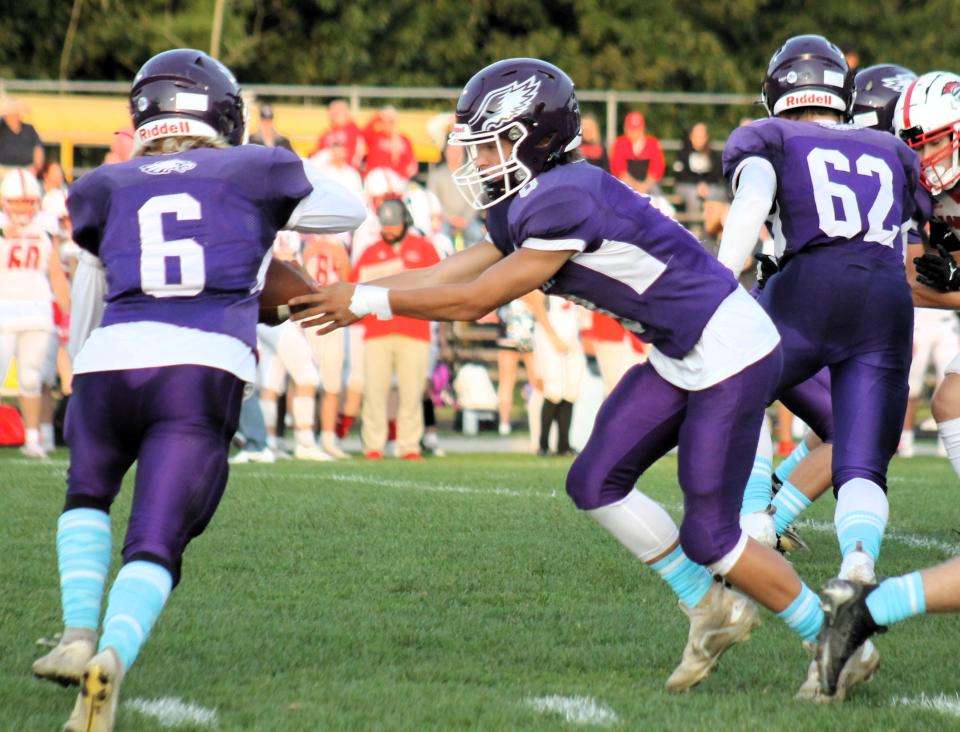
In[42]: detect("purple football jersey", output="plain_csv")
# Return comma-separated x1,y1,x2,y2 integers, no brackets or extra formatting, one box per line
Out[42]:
485,161,737,359
723,118,922,267
67,145,312,349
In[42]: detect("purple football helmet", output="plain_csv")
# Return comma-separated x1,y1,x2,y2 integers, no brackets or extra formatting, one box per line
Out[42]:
130,49,246,155
761,35,852,117
851,64,917,132
448,58,581,209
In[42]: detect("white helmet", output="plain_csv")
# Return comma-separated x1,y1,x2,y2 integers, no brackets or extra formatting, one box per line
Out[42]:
1,168,42,226
894,71,960,195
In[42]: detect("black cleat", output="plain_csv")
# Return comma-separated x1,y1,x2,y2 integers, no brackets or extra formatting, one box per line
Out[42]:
817,579,887,696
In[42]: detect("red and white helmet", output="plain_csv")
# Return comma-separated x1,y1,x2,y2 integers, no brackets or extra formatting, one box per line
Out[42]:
895,71,960,195
1,168,42,226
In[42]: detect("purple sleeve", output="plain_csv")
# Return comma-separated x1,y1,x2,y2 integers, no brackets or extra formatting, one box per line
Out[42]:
513,184,595,247
66,170,106,256
722,120,783,187
256,146,313,229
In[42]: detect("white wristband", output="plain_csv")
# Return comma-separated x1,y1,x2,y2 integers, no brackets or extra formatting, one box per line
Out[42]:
349,284,393,320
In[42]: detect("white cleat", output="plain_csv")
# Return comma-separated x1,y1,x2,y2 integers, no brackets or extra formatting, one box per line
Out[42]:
838,550,876,584
665,582,761,692
320,439,351,459
33,638,96,687
229,447,276,464
293,444,335,462
64,649,122,732
740,509,778,549
20,443,49,459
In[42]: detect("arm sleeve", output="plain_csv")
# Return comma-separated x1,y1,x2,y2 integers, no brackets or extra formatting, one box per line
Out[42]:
284,159,368,234
716,157,777,275
68,250,106,359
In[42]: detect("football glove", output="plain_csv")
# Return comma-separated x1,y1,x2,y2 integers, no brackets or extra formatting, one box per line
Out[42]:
914,242,960,292
754,253,780,290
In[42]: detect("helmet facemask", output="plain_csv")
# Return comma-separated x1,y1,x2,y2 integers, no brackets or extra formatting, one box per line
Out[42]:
448,121,532,210
902,123,960,194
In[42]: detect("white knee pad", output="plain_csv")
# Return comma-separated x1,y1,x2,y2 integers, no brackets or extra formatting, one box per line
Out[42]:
587,489,680,563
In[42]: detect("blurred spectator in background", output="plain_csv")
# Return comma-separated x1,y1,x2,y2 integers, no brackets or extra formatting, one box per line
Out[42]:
494,295,539,436
249,103,293,151
363,106,417,180
312,140,364,201
310,99,365,169
584,312,646,396
104,127,134,165
579,114,609,171
530,293,584,456
352,198,439,460
0,98,43,174
427,142,483,248
672,122,725,236
610,111,664,195
843,45,860,73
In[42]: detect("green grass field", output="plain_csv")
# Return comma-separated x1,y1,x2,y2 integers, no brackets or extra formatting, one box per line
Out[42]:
3,448,960,731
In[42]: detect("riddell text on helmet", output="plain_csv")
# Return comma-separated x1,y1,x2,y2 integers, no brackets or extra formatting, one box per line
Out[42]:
785,93,834,107
137,120,193,142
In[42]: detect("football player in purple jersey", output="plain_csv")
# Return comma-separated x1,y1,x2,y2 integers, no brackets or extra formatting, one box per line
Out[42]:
741,65,919,553
30,49,365,732
814,68,960,699
293,58,839,696
718,35,928,699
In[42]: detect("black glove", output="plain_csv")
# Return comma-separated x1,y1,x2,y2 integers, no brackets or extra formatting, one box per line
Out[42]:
754,253,780,290
914,242,960,292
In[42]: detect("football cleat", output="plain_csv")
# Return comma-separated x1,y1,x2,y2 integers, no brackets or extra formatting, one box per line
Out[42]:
33,638,95,687
665,582,760,693
64,649,122,732
838,549,876,584
817,579,887,698
740,508,778,549
777,525,809,554
795,639,880,702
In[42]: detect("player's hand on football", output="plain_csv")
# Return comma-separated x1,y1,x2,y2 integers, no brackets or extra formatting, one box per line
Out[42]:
289,283,360,334
914,243,960,292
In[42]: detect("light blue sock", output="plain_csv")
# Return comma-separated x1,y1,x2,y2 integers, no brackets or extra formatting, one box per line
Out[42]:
777,583,823,643
865,572,926,626
774,439,809,483
57,508,112,631
770,481,812,535
650,545,713,608
836,511,886,560
740,454,773,516
98,561,172,672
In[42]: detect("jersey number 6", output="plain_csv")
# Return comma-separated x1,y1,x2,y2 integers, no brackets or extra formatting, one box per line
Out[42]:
138,193,206,297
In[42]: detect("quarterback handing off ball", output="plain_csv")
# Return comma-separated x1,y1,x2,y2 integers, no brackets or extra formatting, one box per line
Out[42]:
259,258,319,325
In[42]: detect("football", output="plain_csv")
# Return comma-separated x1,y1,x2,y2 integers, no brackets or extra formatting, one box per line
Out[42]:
258,258,319,325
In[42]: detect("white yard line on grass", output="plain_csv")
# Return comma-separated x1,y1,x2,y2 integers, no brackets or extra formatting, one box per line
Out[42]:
246,471,555,499
892,692,960,718
125,697,218,728
525,695,619,726
793,518,960,557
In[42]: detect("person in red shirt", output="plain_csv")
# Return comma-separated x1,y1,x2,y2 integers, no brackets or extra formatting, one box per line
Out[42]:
585,312,646,396
310,98,365,170
610,111,665,194
363,106,418,181
351,198,439,459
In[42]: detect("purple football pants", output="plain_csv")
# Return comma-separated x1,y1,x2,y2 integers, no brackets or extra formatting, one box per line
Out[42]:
64,365,245,585
567,347,782,566
760,246,913,493
780,367,833,443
